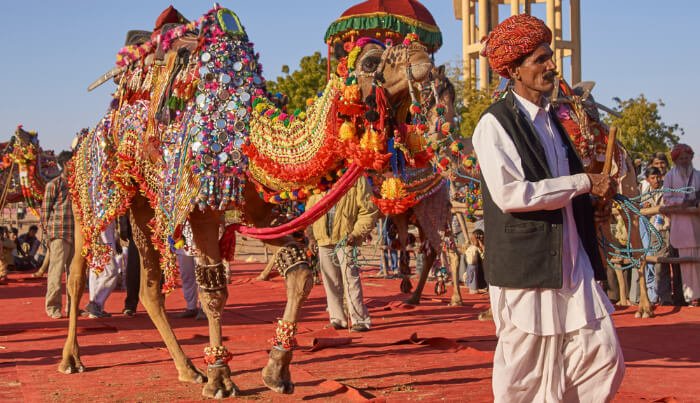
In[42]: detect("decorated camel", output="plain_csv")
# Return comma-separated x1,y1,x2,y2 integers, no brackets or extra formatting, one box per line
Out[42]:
60,5,448,398
0,126,60,216
322,0,465,306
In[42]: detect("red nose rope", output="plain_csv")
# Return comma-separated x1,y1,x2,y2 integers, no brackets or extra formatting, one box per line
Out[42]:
219,163,363,261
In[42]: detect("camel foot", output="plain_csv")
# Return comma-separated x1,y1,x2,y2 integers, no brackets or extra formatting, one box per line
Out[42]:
399,278,412,294
262,347,294,394
256,275,269,281
478,308,493,322
178,359,207,384
58,355,85,374
405,295,421,305
201,363,238,399
616,299,631,307
634,305,655,319
448,297,463,307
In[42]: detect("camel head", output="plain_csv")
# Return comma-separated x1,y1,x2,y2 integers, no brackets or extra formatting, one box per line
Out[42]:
420,65,457,143
353,40,433,113
551,78,617,171
13,125,40,150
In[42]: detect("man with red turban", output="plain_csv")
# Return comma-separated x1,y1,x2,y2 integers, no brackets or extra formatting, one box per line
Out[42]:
664,144,700,306
472,14,624,402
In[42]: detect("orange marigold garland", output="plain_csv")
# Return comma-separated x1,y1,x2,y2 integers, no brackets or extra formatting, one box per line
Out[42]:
372,177,418,215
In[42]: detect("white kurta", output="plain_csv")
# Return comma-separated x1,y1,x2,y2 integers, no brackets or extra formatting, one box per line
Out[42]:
472,92,613,336
663,166,700,300
473,92,623,402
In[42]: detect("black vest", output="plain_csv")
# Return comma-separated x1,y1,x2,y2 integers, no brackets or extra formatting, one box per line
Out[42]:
480,91,605,289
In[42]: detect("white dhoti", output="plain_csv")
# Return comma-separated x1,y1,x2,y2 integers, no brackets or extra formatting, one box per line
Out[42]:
88,257,119,308
88,223,119,309
678,247,700,301
493,305,625,403
177,252,199,310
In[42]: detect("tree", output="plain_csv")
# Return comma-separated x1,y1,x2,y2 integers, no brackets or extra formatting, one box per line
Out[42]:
445,64,500,137
266,52,335,113
604,95,682,159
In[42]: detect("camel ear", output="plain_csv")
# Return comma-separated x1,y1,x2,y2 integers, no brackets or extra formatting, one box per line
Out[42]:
437,64,446,76
333,42,348,60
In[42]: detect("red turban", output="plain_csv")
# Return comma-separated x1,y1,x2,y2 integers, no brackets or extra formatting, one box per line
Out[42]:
481,14,552,78
671,143,694,162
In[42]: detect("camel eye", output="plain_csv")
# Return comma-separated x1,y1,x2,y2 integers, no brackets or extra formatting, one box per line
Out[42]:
361,56,380,73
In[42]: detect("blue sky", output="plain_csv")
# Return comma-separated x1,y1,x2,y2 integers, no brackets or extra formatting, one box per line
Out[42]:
0,1,697,162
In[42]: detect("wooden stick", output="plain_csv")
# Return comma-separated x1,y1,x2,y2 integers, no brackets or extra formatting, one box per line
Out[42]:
602,126,617,175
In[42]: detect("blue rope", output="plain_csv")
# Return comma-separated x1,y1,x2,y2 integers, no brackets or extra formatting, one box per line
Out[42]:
453,170,481,184
600,186,694,270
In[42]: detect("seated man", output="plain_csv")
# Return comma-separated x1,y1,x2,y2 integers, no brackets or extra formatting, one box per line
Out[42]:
14,225,40,271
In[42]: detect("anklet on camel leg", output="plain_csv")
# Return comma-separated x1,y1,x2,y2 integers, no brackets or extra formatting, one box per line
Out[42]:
204,345,233,366
270,319,297,351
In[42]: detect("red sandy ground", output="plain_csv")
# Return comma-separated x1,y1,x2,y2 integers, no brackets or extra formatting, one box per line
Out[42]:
0,263,699,402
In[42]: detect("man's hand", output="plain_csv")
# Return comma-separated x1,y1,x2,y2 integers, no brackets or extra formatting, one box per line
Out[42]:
307,237,318,254
587,174,616,200
346,234,362,247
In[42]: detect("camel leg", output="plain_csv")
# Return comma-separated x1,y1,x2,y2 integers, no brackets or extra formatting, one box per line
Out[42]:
129,200,206,384
257,248,281,281
406,246,436,305
615,269,630,306
448,249,464,306
58,216,87,374
189,209,238,399
478,307,493,321
628,221,654,318
392,214,413,294
262,242,313,394
600,217,631,306
32,244,51,277
635,262,654,318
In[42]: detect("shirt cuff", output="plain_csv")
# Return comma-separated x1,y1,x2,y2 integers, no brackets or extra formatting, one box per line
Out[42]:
572,173,591,195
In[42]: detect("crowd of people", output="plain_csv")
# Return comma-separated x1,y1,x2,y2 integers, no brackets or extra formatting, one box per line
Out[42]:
634,146,700,307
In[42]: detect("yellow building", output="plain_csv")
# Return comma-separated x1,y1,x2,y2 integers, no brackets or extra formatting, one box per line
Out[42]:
453,0,581,89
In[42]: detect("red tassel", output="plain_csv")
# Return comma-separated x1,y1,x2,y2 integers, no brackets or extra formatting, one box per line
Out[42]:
375,86,389,132
219,224,239,262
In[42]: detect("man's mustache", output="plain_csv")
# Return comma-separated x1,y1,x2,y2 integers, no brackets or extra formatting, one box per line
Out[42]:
543,71,558,80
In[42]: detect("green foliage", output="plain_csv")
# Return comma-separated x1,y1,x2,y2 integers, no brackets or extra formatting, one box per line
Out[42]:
445,64,499,137
266,52,335,112
604,95,683,160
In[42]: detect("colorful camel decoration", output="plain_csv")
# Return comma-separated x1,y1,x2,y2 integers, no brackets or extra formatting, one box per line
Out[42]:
0,126,60,217
60,5,448,398
323,0,465,306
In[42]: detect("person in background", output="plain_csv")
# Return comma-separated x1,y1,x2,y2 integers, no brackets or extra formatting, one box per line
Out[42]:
15,225,41,271
307,176,378,332
640,152,670,194
119,214,141,317
85,221,120,318
377,217,398,278
663,144,700,306
41,152,75,319
176,221,204,319
464,228,486,293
